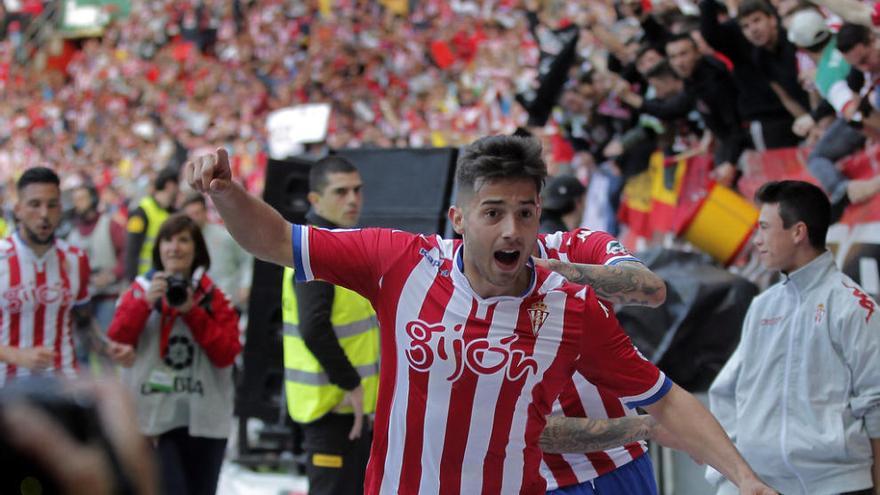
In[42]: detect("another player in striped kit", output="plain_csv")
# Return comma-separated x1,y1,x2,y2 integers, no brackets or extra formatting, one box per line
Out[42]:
536,229,668,494
0,168,90,384
186,136,775,494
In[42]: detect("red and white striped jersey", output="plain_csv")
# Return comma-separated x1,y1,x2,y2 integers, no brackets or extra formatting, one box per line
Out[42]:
537,229,651,490
0,233,90,385
536,229,640,267
291,225,670,494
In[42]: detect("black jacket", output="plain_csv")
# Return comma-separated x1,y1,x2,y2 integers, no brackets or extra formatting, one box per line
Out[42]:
640,57,747,165
699,0,808,122
292,210,361,391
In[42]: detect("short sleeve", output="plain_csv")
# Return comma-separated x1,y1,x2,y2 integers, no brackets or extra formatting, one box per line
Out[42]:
291,225,416,301
575,291,671,408
540,229,640,266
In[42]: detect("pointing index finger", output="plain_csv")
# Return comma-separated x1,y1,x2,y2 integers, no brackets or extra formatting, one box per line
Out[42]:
200,154,217,192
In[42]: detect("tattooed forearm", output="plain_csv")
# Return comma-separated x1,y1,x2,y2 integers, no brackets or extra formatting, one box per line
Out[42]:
545,260,666,307
539,415,657,454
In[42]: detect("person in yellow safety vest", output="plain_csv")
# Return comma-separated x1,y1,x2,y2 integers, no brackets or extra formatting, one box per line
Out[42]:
123,167,179,281
282,156,379,495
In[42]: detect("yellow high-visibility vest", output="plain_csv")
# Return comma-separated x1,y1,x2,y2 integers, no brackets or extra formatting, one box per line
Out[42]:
133,196,169,276
282,266,380,423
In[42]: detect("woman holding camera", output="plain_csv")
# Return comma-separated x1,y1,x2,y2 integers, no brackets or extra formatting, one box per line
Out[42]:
108,213,241,495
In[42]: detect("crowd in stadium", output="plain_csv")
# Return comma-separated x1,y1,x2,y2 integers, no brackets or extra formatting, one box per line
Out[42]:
0,0,878,237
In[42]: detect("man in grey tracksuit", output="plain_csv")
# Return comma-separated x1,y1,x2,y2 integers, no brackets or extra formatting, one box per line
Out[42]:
707,180,880,495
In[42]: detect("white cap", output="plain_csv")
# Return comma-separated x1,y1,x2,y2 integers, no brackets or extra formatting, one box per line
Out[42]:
787,9,831,48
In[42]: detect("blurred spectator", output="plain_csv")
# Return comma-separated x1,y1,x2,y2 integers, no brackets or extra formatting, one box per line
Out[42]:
540,174,586,233
615,61,701,156
801,22,880,210
124,167,178,282
66,183,127,332
665,32,746,185
838,21,880,131
108,214,241,495
787,15,880,211
182,192,252,312
699,0,807,149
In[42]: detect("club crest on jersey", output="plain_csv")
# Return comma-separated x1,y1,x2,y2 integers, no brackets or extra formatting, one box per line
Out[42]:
605,240,628,256
815,303,825,324
527,301,549,335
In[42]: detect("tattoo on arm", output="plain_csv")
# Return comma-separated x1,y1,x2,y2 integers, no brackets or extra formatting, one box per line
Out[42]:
539,415,656,454
547,259,665,307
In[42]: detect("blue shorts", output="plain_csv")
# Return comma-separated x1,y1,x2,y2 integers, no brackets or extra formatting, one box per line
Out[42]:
547,453,658,495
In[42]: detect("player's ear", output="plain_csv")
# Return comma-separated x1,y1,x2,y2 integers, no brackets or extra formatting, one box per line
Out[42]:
307,191,321,207
449,206,465,235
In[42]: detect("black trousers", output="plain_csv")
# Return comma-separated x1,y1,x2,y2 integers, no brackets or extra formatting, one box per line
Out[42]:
301,413,372,495
156,427,227,495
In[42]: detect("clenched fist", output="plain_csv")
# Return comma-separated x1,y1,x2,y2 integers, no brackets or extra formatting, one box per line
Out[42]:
183,148,233,195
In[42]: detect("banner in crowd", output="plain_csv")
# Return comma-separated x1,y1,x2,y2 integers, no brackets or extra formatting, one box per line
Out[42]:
266,104,332,159
61,0,131,37
618,146,880,298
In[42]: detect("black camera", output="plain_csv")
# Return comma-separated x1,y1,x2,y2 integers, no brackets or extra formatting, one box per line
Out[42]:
166,275,190,306
0,378,115,494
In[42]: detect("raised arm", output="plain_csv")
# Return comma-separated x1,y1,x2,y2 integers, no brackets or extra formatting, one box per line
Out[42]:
184,148,292,267
644,384,775,494
535,258,666,307
699,0,751,62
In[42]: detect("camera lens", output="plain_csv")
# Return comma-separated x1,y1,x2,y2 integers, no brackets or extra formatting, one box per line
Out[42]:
165,276,189,306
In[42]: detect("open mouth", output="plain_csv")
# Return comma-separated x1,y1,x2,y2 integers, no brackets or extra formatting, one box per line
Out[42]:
494,249,520,268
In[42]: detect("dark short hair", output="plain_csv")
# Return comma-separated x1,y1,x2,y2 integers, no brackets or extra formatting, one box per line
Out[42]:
737,0,777,20
754,180,830,250
151,213,211,272
671,14,701,35
72,183,100,209
837,22,872,54
665,32,697,50
154,166,179,191
455,135,547,201
310,155,358,193
646,61,679,80
181,192,207,209
635,44,661,62
17,167,60,192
